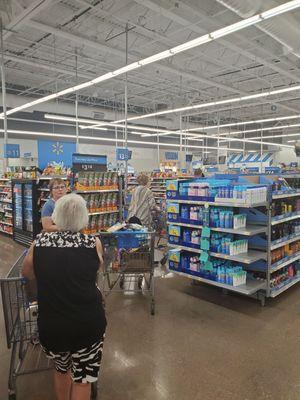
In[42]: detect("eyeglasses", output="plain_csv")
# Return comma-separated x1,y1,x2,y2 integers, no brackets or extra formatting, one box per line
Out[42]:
52,185,66,190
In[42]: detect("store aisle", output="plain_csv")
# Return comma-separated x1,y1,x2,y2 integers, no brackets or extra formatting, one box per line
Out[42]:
1,235,300,400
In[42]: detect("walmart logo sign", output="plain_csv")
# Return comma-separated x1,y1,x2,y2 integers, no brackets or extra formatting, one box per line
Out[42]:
38,140,76,169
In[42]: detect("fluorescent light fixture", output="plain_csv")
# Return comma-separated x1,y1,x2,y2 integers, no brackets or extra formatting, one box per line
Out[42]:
261,0,300,19
251,132,300,139
115,84,300,123
0,128,241,152
1,0,299,118
287,140,297,143
186,114,300,133
211,15,262,39
183,132,293,148
205,123,300,139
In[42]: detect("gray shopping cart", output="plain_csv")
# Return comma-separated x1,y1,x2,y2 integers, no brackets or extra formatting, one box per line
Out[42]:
0,251,98,400
99,230,156,315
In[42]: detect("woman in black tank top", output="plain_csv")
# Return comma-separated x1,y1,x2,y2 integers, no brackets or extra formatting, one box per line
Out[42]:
22,194,107,400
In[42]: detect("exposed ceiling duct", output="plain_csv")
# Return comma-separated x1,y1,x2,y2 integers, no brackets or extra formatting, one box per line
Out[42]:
217,0,300,57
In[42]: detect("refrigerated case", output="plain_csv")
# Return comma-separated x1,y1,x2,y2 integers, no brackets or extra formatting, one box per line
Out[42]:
12,179,40,246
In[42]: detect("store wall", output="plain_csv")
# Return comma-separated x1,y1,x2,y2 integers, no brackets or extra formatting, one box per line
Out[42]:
273,147,298,165
0,137,159,173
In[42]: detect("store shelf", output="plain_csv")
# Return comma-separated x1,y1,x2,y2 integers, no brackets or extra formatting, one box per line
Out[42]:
169,269,266,295
168,243,267,264
0,191,9,195
0,228,12,235
0,221,13,226
271,252,300,273
39,176,68,180
76,189,119,194
167,221,266,236
272,191,300,200
172,199,268,208
0,199,12,203
0,178,9,181
271,233,300,250
271,211,300,226
88,210,119,216
270,276,300,298
4,208,12,213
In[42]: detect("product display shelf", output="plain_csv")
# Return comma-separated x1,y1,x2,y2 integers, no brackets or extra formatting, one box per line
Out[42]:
88,210,119,216
74,172,122,234
168,243,267,264
39,175,68,180
271,233,300,250
167,221,266,236
76,189,118,194
173,199,268,208
170,269,266,296
270,252,300,273
271,211,300,225
0,178,13,236
270,275,300,297
166,176,300,304
272,191,300,200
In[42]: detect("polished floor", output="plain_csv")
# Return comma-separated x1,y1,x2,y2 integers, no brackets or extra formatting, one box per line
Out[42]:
1,234,300,399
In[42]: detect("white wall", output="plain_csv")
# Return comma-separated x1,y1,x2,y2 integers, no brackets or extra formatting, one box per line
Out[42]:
0,137,160,173
273,147,298,164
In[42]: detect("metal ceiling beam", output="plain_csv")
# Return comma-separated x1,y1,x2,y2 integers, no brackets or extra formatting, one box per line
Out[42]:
3,0,54,40
4,53,93,79
24,19,247,97
136,0,300,83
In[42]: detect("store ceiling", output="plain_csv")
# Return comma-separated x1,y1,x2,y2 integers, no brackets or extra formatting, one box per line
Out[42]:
1,0,300,150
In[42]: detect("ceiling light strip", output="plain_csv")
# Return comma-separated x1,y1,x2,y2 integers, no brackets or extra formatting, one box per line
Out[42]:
1,0,300,117
0,129,228,150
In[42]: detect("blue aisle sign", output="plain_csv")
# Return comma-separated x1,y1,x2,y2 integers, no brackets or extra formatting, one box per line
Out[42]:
38,140,76,168
165,151,178,160
4,144,20,158
116,148,131,161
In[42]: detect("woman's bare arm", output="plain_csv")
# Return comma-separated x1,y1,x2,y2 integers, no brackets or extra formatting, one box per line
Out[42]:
21,243,35,280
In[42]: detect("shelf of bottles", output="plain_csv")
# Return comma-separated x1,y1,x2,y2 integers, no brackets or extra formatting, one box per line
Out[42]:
74,171,121,234
0,178,13,235
167,175,300,303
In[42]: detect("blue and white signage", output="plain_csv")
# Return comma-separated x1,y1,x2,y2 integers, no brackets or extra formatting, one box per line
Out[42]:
116,148,131,161
4,144,20,158
72,153,107,172
38,140,76,168
165,151,178,160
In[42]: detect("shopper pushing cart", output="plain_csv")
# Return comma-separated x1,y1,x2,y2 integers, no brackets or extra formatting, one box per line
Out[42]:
99,229,156,315
1,194,107,400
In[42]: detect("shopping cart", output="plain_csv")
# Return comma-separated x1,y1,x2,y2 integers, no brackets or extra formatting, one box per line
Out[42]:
0,251,98,400
99,230,156,315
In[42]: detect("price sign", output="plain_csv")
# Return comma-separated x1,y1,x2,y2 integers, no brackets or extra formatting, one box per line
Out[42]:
72,153,107,172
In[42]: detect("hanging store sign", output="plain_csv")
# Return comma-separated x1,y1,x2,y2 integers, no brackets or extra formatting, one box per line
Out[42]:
116,148,131,161
72,153,107,172
4,144,20,158
165,151,178,160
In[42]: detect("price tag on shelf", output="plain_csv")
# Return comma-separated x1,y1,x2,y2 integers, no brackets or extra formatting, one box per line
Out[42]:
201,227,211,238
200,238,210,251
200,252,209,262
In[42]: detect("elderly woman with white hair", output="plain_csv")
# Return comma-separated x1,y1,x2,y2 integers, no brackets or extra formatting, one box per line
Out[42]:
22,194,107,400
128,173,159,228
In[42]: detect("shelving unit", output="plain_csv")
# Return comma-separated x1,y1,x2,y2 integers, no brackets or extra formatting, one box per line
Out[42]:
0,178,13,236
167,176,300,305
74,171,122,233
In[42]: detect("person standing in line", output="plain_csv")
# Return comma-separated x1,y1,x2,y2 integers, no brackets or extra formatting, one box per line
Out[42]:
22,194,107,400
41,178,67,232
128,173,159,228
